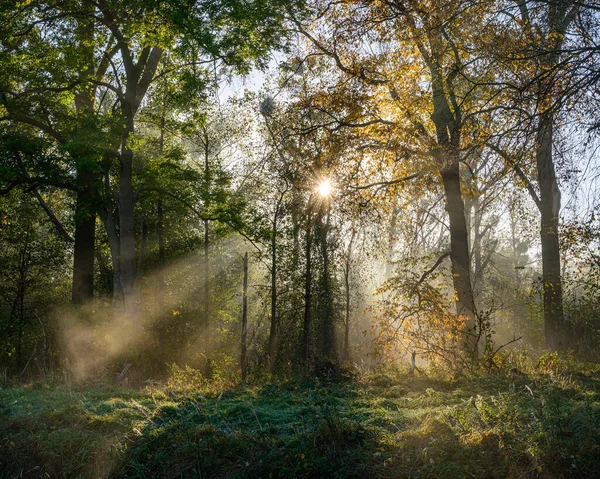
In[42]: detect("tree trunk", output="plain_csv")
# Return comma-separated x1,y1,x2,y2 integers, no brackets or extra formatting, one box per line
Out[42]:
440,161,478,357
319,203,335,359
202,128,211,327
118,147,138,317
268,214,278,374
470,195,483,299
111,44,162,317
303,214,313,363
157,199,165,320
204,218,210,324
343,260,351,362
71,193,95,304
241,252,248,381
428,49,479,358
156,116,166,321
343,228,356,362
136,220,147,288
536,109,564,350
15,239,28,373
268,190,286,374
71,14,97,306
386,204,400,278
510,208,526,335
101,191,123,307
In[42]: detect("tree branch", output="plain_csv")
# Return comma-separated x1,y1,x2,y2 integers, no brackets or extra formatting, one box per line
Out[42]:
32,189,74,243
488,144,541,211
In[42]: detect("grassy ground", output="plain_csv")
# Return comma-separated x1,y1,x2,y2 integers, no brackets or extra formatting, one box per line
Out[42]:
1,368,600,478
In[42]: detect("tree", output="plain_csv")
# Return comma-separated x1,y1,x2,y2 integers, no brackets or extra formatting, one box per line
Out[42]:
488,1,589,350
1,0,303,316
291,0,496,358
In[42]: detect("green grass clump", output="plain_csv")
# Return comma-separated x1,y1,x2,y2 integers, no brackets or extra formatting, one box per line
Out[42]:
1,369,600,478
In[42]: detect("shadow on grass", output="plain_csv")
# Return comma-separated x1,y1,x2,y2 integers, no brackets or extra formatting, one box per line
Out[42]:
2,374,600,478
113,375,600,478
113,383,381,478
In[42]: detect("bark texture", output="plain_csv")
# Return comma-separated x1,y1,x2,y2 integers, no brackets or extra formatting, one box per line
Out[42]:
536,110,564,350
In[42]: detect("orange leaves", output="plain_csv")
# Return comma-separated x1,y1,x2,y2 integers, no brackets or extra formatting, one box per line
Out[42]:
371,254,466,364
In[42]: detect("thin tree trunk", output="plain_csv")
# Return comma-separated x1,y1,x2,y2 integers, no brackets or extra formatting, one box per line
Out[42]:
268,214,278,374
156,115,166,321
343,228,356,362
203,130,210,326
136,220,147,288
386,204,400,278
319,203,335,359
101,193,123,307
204,218,209,324
16,239,28,373
8,294,19,372
157,199,165,320
471,196,483,299
268,190,286,374
303,212,313,363
241,252,248,382
343,260,351,361
536,110,564,350
510,208,525,336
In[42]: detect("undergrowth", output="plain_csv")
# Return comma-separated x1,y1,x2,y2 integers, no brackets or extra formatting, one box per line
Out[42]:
1,361,600,478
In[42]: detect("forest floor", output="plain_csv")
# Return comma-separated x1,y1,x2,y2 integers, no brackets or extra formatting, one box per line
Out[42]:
1,366,600,478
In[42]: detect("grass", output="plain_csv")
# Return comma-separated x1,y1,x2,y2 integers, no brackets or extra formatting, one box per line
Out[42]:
1,368,600,478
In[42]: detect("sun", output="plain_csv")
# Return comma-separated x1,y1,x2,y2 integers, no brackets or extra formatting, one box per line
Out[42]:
317,178,332,197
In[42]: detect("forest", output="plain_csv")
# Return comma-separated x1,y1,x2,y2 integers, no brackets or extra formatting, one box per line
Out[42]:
1,0,600,477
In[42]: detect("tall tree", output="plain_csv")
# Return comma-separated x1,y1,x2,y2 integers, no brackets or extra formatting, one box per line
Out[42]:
293,0,493,357
486,0,583,350
1,0,303,316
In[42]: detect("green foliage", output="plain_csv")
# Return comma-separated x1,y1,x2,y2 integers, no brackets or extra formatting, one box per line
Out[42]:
0,189,70,374
167,363,207,390
2,367,600,477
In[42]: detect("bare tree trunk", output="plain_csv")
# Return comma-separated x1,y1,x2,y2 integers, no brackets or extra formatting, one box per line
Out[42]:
440,160,478,357
241,252,248,381
268,214,278,374
303,213,313,363
157,199,165,320
204,218,209,324
536,110,564,350
156,116,166,321
470,195,484,299
343,228,356,362
409,351,417,376
268,190,286,374
386,204,400,278
203,127,210,327
319,203,335,360
71,193,95,304
343,260,351,362
136,220,147,289
15,238,28,373
510,208,525,335
118,147,138,317
100,189,123,307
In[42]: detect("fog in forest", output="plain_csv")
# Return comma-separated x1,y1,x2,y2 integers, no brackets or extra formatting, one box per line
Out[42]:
1,0,600,385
